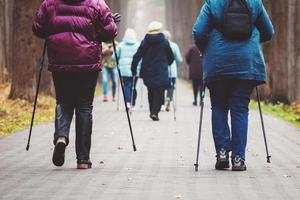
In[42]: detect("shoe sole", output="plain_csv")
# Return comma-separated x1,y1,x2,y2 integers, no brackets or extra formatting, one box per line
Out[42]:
52,142,66,167
77,163,92,169
232,166,247,171
215,161,230,170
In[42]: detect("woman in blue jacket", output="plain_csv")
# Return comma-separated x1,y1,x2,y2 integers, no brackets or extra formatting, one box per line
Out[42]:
193,0,274,171
115,28,140,109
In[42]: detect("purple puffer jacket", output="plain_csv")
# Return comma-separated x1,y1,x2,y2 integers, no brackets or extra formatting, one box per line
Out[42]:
32,0,118,72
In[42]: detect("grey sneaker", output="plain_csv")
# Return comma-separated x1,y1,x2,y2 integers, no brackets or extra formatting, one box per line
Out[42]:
232,156,247,171
215,149,230,170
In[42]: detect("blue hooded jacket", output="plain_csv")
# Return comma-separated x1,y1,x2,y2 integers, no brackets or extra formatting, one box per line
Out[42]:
132,33,174,88
192,0,275,85
115,39,141,77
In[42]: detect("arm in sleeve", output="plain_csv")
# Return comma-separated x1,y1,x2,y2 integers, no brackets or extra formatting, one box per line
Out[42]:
255,0,275,43
132,40,147,76
166,42,175,65
96,0,118,42
174,44,183,66
32,2,48,39
192,0,213,52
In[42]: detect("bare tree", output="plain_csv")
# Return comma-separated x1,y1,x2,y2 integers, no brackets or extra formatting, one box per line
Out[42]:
9,0,43,101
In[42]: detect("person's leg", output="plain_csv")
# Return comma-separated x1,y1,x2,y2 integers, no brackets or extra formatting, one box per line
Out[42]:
193,79,200,105
102,68,108,101
75,72,99,168
147,87,154,115
208,81,231,154
111,68,118,101
52,72,75,166
229,80,255,162
122,77,132,105
132,77,138,106
166,78,176,111
151,87,165,119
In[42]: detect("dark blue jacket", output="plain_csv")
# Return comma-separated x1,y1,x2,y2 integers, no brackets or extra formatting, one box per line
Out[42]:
192,0,275,85
132,33,174,88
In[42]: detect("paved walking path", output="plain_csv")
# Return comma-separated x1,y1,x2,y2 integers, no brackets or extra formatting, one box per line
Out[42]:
0,81,299,200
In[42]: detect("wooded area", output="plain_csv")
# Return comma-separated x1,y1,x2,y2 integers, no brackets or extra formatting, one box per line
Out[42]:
0,0,299,103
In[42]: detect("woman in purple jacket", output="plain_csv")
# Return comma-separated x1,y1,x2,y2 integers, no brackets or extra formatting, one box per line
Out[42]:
32,0,119,169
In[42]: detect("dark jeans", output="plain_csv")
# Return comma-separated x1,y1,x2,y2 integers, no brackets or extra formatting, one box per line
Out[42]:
166,78,176,101
122,76,133,104
147,87,165,115
52,71,99,162
192,79,202,103
207,79,256,160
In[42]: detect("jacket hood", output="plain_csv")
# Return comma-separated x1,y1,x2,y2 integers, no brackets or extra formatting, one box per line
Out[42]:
124,39,137,45
144,33,165,45
62,0,85,4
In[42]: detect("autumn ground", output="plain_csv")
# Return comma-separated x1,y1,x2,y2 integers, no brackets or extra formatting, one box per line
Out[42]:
0,81,299,200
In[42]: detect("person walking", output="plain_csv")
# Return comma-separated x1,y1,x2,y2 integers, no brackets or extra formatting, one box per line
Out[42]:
102,43,118,102
185,44,203,106
162,31,183,112
32,0,119,169
193,0,274,171
132,21,174,121
114,28,140,110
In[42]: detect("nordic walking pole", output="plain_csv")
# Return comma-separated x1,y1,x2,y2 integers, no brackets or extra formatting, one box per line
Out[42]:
194,85,205,171
26,41,47,151
172,81,177,121
117,82,120,111
256,86,271,163
112,40,137,151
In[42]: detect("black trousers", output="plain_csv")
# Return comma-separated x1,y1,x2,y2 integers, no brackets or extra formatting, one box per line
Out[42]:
147,87,165,115
192,79,202,103
52,71,99,162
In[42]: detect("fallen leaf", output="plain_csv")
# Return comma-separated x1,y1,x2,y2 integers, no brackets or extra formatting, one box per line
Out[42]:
100,161,104,164
249,176,256,179
282,175,292,178
117,146,124,150
175,194,183,199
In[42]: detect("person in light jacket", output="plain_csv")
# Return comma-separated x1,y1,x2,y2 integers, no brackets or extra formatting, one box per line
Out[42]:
162,30,183,112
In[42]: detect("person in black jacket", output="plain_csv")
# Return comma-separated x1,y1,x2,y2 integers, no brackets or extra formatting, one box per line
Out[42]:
132,21,174,121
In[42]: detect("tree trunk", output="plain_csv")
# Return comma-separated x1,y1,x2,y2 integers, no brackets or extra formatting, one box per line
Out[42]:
9,0,42,101
165,0,204,79
0,0,7,83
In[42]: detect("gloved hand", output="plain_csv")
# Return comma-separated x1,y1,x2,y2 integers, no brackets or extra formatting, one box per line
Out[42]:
112,13,121,23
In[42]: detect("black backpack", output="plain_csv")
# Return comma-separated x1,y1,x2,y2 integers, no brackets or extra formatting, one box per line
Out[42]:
220,0,253,41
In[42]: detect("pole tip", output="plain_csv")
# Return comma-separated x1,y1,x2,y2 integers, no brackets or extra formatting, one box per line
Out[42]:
194,164,199,172
133,145,137,152
267,156,271,163
26,145,30,151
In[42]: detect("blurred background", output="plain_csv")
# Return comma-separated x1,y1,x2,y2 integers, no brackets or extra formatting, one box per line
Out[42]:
0,0,299,135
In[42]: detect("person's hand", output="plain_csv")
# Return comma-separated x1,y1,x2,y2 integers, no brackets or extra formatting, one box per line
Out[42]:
112,13,121,23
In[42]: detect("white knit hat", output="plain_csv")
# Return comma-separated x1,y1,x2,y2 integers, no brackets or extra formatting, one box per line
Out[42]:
123,28,137,41
147,21,163,32
163,30,172,40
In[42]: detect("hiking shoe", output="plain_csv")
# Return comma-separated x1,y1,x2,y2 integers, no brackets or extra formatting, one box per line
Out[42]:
77,160,92,169
232,156,247,171
165,100,171,112
193,102,197,106
103,95,108,102
215,149,230,170
150,114,160,121
112,96,116,102
52,137,67,167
